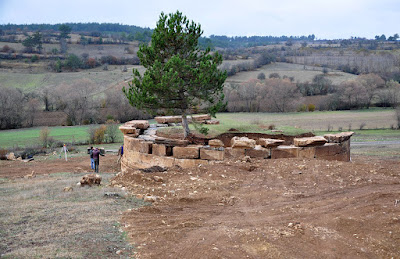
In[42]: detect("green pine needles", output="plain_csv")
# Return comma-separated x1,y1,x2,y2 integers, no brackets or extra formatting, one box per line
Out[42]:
123,11,227,138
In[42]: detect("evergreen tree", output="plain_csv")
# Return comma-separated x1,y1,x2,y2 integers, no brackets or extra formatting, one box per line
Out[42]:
58,24,71,53
123,11,227,138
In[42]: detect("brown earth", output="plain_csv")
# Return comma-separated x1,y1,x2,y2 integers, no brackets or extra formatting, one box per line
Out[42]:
113,155,400,258
1,154,400,258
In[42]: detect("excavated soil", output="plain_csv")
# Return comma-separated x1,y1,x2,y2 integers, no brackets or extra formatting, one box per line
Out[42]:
2,154,399,258
113,155,400,258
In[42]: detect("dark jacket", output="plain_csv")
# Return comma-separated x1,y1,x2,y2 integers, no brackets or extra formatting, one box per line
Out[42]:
92,149,100,160
89,149,94,158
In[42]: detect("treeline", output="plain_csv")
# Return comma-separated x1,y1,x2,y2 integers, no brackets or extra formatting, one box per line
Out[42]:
205,34,316,48
0,22,152,35
47,54,139,72
219,51,277,76
0,79,151,130
224,73,400,112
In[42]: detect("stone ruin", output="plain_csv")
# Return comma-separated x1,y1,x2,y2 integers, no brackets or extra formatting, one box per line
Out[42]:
120,115,354,173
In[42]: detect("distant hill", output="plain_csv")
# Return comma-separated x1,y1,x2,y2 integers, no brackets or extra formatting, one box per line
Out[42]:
0,22,152,35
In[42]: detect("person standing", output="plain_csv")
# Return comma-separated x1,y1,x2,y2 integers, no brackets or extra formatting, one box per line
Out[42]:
117,145,123,164
92,147,104,173
89,146,94,170
60,144,69,161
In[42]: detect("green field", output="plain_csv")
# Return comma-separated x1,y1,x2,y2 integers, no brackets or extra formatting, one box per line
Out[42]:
1,110,399,149
0,125,124,149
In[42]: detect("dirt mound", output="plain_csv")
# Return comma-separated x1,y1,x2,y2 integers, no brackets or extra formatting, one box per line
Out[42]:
113,156,400,258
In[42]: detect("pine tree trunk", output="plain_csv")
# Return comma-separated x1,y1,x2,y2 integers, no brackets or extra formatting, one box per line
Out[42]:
181,114,190,139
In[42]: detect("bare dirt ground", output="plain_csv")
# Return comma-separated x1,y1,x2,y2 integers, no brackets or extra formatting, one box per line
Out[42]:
0,155,145,258
0,155,119,179
113,155,400,258
1,153,400,258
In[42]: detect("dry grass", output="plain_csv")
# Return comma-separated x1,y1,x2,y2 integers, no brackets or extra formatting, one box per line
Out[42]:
0,65,146,92
0,173,148,258
0,41,139,59
226,62,357,85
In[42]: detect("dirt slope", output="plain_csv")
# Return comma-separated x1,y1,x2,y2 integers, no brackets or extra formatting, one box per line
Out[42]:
113,156,400,258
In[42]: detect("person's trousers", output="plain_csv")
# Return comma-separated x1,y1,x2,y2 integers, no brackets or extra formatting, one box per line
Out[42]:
94,159,99,173
90,158,95,169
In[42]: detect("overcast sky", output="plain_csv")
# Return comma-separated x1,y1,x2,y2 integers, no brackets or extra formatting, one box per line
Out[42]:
0,0,399,39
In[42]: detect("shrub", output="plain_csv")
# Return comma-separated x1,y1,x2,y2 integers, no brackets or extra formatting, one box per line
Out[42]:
64,54,83,71
94,125,107,144
105,120,119,143
268,124,276,130
1,45,15,53
269,72,280,79
39,127,51,148
0,149,7,160
297,104,307,112
307,104,316,112
359,122,367,130
257,72,266,80
86,58,97,68
31,55,39,62
396,107,400,129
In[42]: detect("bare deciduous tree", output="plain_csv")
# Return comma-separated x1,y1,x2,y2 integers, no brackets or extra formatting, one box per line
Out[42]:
53,79,98,125
0,87,25,129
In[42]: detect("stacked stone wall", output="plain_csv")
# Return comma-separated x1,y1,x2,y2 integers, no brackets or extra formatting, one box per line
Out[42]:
120,118,354,172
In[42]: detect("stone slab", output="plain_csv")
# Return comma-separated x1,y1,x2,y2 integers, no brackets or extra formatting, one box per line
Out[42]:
173,146,200,159
152,144,167,156
200,149,225,160
245,147,270,159
324,132,354,143
314,143,342,157
230,136,256,149
294,136,327,147
258,138,285,148
155,116,182,124
271,145,299,159
209,139,224,147
124,136,143,151
155,137,189,147
224,147,246,158
124,120,150,130
298,147,316,159
205,120,220,125
138,141,153,154
119,125,139,136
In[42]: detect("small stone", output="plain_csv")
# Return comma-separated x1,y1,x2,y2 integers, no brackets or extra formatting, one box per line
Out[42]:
242,156,251,163
153,176,164,182
63,186,73,192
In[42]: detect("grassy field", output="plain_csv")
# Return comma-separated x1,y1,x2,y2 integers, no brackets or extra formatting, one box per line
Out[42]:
1,109,398,149
215,109,397,132
0,65,146,93
0,172,147,258
226,62,357,85
159,109,400,141
0,41,139,59
0,125,124,149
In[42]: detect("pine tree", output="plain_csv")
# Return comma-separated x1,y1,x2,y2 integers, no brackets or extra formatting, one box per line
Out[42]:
123,11,227,138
